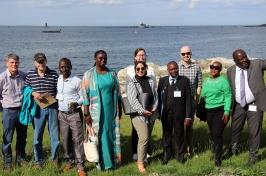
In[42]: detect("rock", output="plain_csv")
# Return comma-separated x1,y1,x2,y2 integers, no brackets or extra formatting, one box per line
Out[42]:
117,58,259,95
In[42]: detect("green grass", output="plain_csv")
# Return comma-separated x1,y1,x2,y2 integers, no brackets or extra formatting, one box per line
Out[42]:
1,113,266,176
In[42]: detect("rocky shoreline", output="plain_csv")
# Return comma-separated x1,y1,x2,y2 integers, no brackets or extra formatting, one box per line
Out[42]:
117,57,242,95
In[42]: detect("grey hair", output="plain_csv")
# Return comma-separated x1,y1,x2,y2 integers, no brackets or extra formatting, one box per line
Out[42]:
5,53,20,62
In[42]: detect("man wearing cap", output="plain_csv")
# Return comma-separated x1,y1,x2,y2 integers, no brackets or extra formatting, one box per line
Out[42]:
0,53,27,169
178,46,202,156
25,52,59,168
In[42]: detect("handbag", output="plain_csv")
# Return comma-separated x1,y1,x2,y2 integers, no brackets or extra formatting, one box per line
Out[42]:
196,97,207,122
83,127,99,163
122,96,138,115
122,93,151,115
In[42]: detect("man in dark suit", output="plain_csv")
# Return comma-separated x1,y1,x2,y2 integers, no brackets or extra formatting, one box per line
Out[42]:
227,49,266,165
158,61,192,164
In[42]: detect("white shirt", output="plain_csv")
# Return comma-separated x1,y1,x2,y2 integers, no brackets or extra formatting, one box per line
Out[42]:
235,66,255,104
168,76,176,85
56,75,83,111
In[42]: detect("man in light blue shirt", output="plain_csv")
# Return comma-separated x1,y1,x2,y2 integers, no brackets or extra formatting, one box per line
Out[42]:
56,58,86,176
0,53,27,169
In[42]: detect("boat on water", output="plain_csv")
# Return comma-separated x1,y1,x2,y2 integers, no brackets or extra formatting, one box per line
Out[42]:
42,29,61,33
139,22,150,28
42,22,61,33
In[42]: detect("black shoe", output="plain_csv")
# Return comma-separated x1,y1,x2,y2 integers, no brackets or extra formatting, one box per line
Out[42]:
215,159,221,167
176,154,185,163
162,152,170,165
16,156,26,167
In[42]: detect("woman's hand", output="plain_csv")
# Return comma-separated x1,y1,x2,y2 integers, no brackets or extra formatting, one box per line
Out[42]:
84,114,93,126
143,110,152,117
222,114,230,124
184,118,192,126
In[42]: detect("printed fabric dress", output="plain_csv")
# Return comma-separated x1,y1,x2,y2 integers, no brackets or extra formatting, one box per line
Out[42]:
81,67,121,170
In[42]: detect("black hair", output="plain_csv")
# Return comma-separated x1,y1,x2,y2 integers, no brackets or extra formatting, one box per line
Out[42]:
134,61,148,71
59,57,72,69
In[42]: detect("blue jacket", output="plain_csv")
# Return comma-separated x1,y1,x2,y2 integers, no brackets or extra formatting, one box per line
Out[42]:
19,86,37,125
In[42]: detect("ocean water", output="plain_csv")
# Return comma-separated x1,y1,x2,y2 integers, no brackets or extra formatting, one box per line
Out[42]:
0,26,266,76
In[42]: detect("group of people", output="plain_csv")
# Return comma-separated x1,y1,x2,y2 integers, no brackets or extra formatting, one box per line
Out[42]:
0,46,265,175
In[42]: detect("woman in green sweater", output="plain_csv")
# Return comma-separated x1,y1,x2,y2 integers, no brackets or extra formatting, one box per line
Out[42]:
201,61,232,166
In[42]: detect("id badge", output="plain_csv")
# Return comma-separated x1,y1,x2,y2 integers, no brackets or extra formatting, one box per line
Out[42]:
248,104,257,112
174,91,181,97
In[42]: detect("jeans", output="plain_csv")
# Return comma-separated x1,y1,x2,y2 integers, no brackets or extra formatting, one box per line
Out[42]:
2,108,27,164
33,106,59,164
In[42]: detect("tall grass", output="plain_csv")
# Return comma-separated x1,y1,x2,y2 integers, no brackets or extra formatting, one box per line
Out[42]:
1,113,266,176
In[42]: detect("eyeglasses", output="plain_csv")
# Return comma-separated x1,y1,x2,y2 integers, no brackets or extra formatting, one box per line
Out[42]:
210,65,220,70
136,67,145,71
97,57,107,60
181,52,191,56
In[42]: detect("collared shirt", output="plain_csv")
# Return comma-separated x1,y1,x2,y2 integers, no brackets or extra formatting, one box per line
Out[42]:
25,67,58,97
56,75,83,111
0,69,26,108
178,61,202,96
168,75,176,85
235,66,255,104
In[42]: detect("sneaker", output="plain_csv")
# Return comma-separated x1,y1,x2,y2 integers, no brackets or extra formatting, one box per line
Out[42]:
95,163,101,171
3,162,12,170
33,163,43,169
78,170,87,176
146,153,151,159
132,153,137,161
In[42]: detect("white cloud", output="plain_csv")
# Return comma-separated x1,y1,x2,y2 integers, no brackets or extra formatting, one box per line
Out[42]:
169,0,266,8
188,0,200,9
16,0,122,7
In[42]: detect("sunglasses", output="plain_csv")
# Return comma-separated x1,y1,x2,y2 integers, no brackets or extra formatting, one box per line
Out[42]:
210,65,220,70
97,57,107,60
136,67,146,72
181,52,191,56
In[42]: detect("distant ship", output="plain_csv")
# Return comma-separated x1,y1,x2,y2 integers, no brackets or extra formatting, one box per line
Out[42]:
42,22,61,33
139,22,150,28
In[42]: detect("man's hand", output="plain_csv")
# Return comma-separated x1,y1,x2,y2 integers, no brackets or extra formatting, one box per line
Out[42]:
184,118,192,126
69,102,78,111
222,114,230,124
32,92,42,100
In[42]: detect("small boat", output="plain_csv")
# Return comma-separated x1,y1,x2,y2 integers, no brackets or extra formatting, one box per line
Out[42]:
42,22,61,33
139,22,150,28
42,29,61,33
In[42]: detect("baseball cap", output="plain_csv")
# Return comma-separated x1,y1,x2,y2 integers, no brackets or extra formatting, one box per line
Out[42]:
34,52,47,63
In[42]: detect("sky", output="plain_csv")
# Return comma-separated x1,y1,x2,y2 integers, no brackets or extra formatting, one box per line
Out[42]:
0,0,266,26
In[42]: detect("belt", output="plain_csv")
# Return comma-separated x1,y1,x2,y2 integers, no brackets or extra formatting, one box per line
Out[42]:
7,107,21,110
60,108,81,115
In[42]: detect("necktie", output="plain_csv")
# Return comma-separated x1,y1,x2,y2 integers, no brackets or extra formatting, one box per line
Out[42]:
240,69,246,107
171,78,175,86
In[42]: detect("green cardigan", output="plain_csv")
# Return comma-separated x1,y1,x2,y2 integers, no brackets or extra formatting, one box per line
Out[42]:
201,76,232,115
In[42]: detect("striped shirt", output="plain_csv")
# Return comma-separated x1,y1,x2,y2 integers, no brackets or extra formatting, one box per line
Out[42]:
178,61,202,96
25,67,58,97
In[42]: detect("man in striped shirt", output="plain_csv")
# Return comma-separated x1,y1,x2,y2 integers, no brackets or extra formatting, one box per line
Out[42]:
178,46,202,156
25,53,59,168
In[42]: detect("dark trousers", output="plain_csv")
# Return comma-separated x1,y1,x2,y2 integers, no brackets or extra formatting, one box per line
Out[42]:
161,112,184,159
206,106,226,161
58,110,85,170
231,102,263,160
2,108,27,164
184,96,195,153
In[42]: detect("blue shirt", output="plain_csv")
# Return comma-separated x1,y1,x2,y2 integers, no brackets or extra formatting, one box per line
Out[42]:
0,69,26,108
56,75,83,111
